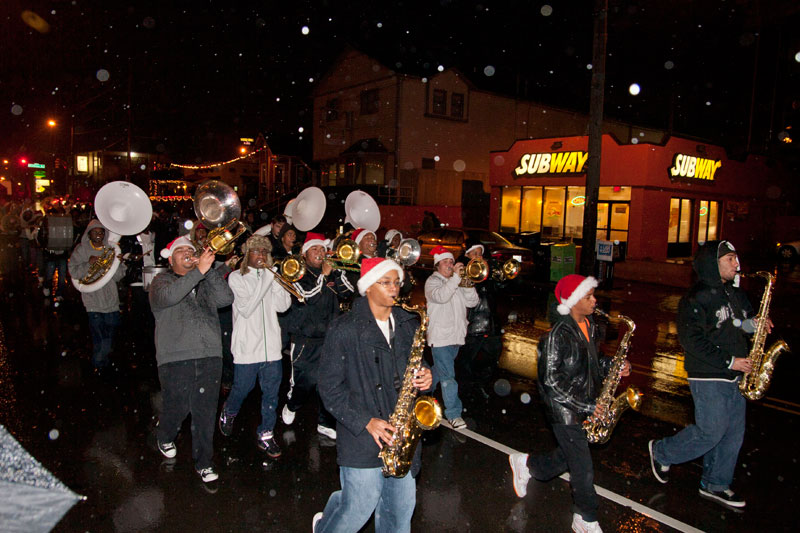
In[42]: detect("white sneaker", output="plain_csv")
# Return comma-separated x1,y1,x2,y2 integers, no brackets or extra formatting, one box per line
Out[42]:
508,453,530,498
196,467,219,483
282,404,295,425
312,511,323,532
42,288,50,297
571,513,603,533
317,424,336,440
157,440,177,459
449,417,467,430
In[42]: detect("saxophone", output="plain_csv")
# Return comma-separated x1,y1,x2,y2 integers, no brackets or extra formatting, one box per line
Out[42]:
379,301,442,478
583,309,643,444
739,272,790,400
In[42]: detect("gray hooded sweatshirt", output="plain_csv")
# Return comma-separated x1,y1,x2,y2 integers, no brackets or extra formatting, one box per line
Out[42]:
68,219,127,313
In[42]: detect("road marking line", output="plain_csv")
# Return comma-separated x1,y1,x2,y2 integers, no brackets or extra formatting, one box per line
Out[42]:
442,421,705,533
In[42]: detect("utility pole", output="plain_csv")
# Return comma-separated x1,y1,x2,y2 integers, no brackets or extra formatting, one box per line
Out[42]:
580,0,607,276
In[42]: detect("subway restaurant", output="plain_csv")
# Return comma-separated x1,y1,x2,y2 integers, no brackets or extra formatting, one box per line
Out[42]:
489,135,788,284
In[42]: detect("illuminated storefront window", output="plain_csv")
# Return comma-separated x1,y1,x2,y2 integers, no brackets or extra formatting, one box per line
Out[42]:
565,186,585,239
697,200,719,243
668,197,694,257
542,187,565,238
500,187,521,232
521,187,542,232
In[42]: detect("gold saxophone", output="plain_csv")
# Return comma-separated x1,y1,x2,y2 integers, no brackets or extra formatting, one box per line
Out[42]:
379,301,442,478
583,309,642,444
739,272,790,400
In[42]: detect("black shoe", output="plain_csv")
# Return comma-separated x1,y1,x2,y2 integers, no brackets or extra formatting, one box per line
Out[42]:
257,432,282,458
648,440,669,484
218,410,235,437
699,486,746,508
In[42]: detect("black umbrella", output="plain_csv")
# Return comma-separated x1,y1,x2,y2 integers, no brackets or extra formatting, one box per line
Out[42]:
0,424,84,532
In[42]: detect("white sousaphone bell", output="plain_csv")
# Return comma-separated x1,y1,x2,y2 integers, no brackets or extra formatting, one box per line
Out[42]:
290,186,326,232
344,190,380,232
73,181,153,293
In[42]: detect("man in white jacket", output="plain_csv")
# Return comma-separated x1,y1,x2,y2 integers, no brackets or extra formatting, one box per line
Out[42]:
219,234,291,457
424,245,479,429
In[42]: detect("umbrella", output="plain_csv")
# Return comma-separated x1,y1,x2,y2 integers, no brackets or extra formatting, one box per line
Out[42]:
0,424,84,532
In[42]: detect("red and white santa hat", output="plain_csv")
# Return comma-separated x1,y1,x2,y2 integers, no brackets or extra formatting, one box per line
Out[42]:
555,274,598,315
352,228,376,245
465,243,484,256
161,235,196,259
302,232,330,254
430,245,454,265
357,257,405,296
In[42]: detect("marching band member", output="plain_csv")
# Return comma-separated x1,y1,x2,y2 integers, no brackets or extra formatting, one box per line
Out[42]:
149,236,235,486
424,245,479,430
218,234,291,458
313,257,432,533
377,229,402,258
343,228,378,299
282,233,354,439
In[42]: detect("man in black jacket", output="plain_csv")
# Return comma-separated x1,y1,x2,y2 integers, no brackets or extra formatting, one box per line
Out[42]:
282,233,354,440
648,241,763,509
508,274,629,533
313,257,432,533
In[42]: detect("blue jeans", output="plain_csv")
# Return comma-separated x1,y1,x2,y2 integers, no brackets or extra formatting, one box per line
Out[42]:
653,379,746,491
87,311,120,369
431,345,462,420
45,256,68,296
316,466,416,533
223,360,282,435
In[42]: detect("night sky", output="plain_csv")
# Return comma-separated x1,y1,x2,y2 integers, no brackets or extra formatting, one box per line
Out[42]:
3,0,799,165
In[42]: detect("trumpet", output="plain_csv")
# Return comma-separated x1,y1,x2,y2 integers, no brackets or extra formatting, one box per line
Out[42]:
273,254,306,302
326,237,362,272
459,258,489,287
492,258,521,282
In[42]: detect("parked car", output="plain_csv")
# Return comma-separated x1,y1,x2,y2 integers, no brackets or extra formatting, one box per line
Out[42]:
776,239,800,260
415,228,535,277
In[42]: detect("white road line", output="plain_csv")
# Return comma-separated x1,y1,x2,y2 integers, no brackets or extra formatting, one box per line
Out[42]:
442,421,705,533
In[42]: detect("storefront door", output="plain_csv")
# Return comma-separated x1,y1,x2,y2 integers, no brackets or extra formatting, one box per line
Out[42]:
596,202,630,243
667,197,694,257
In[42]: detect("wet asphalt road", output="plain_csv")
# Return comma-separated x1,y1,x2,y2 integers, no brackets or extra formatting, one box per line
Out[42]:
0,254,799,532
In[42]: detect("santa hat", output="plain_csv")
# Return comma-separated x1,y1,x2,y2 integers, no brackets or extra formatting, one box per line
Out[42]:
431,245,454,265
352,228,376,245
555,274,598,315
465,243,484,256
161,236,196,259
385,229,402,243
302,232,331,254
357,257,405,296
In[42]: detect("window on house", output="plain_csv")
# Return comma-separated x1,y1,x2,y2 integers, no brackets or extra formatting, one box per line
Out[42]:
325,99,339,122
432,89,447,115
360,89,379,115
421,157,436,170
451,93,464,118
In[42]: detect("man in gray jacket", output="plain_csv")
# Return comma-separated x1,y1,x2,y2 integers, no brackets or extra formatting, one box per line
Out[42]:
68,219,127,371
149,235,234,485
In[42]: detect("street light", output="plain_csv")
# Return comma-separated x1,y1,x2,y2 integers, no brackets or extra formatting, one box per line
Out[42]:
239,146,248,154
47,119,57,127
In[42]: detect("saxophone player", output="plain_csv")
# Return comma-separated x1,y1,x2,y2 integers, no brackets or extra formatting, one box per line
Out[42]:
313,258,432,533
648,241,771,510
508,274,629,533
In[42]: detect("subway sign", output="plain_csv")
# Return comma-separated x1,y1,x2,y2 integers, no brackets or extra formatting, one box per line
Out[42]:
669,153,721,181
514,151,588,177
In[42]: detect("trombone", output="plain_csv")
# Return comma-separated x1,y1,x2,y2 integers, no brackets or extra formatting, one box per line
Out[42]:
325,237,362,272
273,254,307,302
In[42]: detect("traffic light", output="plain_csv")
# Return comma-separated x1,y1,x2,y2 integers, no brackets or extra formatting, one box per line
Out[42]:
19,157,27,165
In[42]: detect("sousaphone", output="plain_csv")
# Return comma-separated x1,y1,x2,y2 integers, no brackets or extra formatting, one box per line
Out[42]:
193,180,246,255
73,181,153,293
344,190,380,232
291,187,326,232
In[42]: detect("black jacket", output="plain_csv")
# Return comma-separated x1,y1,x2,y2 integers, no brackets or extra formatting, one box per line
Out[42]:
678,241,754,380
318,298,426,475
286,264,353,341
538,313,612,425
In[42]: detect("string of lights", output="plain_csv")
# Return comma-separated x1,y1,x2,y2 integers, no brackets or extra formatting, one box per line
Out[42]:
169,146,268,170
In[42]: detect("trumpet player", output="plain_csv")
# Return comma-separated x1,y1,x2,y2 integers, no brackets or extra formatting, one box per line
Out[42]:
648,241,769,510
218,235,291,458
424,245,479,430
508,274,629,533
282,233,354,439
68,220,127,371
377,229,402,258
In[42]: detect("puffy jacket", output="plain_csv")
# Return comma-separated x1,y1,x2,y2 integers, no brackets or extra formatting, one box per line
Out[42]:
678,241,754,380
318,297,426,475
68,219,127,313
229,267,291,364
538,313,613,425
424,271,479,347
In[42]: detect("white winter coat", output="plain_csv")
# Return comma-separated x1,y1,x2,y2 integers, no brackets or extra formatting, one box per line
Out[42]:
424,271,479,347
229,267,291,364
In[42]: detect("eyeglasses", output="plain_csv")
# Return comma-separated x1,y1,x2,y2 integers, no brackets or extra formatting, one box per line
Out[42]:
375,280,402,288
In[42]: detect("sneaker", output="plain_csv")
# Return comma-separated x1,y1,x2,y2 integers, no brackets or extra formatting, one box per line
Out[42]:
648,440,669,484
699,486,746,508
449,417,467,430
218,409,235,437
42,288,50,297
282,404,295,425
196,466,219,483
257,432,282,458
317,424,337,440
312,511,323,532
508,453,531,498
571,513,603,533
157,440,177,459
